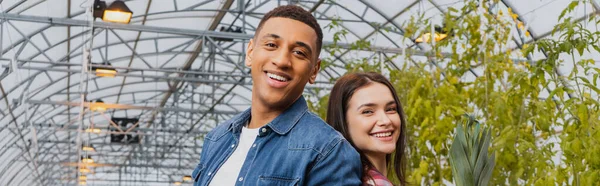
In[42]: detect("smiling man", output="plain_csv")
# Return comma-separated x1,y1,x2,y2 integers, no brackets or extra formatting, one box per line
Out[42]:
192,5,362,186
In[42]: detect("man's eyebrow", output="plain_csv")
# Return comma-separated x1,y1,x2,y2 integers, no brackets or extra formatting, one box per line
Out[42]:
295,41,313,56
262,33,280,39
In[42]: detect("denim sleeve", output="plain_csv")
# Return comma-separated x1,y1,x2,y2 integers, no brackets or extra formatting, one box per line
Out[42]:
306,138,362,185
192,133,211,185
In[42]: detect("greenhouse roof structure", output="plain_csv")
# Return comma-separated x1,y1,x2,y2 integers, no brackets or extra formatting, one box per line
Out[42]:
0,0,598,185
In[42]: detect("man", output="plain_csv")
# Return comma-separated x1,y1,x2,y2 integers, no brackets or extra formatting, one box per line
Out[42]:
192,5,362,186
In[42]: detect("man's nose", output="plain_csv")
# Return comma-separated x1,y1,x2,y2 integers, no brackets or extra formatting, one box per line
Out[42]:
272,50,292,69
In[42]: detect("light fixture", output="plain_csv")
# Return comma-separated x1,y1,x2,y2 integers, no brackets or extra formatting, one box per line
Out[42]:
79,175,87,181
85,128,102,134
79,181,87,185
91,62,117,77
215,26,244,42
92,0,106,19
415,25,449,43
79,167,91,173
82,156,94,164
82,145,95,152
174,181,182,186
93,0,133,24
183,175,192,181
90,99,107,112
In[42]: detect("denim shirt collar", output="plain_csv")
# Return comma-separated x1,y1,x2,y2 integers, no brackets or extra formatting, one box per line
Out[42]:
228,96,308,135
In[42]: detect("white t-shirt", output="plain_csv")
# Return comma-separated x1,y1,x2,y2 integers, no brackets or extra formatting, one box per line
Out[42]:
209,126,259,186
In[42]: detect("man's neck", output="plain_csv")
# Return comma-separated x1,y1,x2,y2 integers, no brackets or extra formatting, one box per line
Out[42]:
248,106,283,129
248,95,301,129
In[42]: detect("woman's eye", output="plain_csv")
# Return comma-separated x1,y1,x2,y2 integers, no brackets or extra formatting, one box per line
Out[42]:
386,107,397,113
361,110,374,114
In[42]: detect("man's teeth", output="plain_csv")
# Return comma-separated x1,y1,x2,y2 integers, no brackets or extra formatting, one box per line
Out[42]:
372,132,392,137
267,73,288,82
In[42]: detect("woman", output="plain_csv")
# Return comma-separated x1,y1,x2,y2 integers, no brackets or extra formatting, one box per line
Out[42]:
326,72,407,186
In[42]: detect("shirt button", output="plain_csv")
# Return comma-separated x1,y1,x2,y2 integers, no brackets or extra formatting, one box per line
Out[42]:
231,144,235,148
238,177,243,181
208,172,212,176
252,143,256,147
261,128,267,133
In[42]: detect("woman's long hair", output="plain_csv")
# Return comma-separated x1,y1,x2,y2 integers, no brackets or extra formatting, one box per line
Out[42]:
326,72,407,185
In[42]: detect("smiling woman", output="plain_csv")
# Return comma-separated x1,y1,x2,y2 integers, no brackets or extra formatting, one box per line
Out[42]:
326,72,407,186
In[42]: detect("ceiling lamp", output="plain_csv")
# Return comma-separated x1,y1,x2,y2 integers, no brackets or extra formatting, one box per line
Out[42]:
415,25,449,43
79,175,87,181
85,128,102,134
90,99,107,112
79,181,87,185
182,175,192,181
79,167,91,173
174,181,182,186
91,62,117,78
215,26,244,42
82,156,94,164
82,145,95,152
93,0,133,24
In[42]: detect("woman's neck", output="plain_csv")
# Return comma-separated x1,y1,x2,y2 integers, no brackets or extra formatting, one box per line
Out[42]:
366,153,388,177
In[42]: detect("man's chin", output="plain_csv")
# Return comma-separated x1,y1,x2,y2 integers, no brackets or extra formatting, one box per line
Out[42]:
256,93,297,109
261,96,289,107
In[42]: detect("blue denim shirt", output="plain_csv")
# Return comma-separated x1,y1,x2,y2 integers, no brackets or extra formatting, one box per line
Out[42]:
192,96,362,185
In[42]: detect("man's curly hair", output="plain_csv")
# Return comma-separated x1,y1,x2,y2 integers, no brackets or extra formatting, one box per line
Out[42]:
256,5,323,56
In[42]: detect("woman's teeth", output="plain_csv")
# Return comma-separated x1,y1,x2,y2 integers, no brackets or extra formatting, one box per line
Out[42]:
372,132,392,137
267,73,288,82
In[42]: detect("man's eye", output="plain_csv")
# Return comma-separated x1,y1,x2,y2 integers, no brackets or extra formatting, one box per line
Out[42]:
293,50,306,57
265,43,277,48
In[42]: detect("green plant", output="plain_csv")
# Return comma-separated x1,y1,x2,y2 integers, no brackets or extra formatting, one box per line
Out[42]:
449,115,495,186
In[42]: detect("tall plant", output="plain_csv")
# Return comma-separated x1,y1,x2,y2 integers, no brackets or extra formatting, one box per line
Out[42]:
449,115,495,186
310,0,599,185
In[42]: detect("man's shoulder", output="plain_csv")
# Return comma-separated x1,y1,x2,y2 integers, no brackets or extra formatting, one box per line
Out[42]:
288,112,350,154
296,112,343,138
204,113,242,140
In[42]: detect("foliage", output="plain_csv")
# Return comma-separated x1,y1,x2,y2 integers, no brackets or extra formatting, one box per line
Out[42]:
310,0,600,185
449,115,495,186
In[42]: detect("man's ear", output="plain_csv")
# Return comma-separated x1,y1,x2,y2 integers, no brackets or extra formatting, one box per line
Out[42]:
245,39,254,67
308,59,321,84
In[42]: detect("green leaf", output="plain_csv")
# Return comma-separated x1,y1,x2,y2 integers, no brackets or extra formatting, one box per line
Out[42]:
578,76,591,85
478,153,496,186
576,42,586,55
593,45,600,53
450,124,473,186
448,7,458,13
522,44,535,56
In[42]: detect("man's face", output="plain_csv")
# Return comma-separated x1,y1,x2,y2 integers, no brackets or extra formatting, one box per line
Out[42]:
245,17,321,110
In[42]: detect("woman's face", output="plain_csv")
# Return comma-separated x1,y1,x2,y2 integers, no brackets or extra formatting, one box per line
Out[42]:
346,82,401,157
